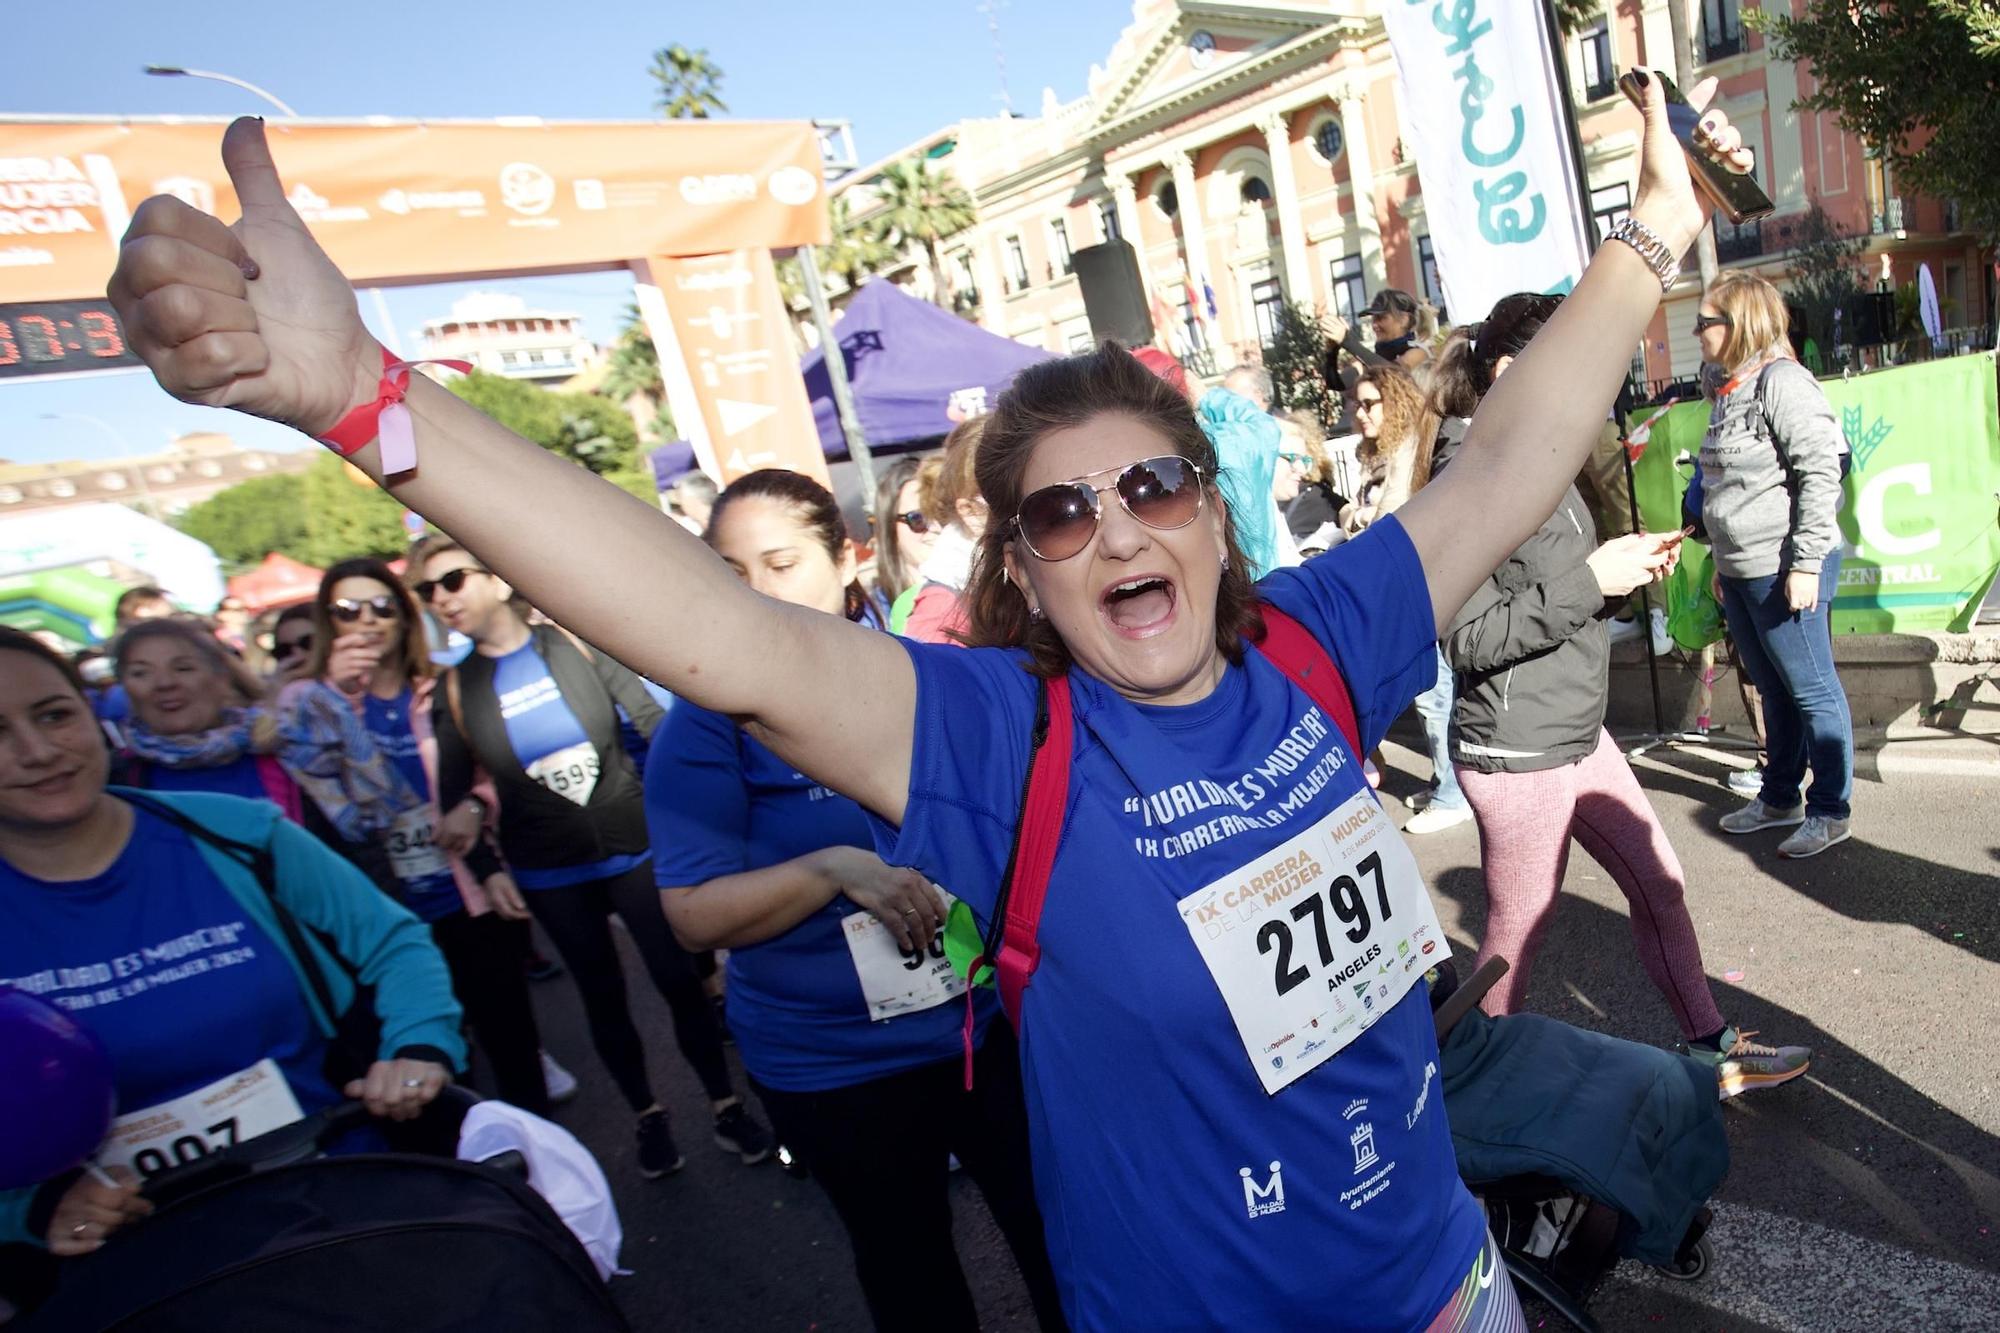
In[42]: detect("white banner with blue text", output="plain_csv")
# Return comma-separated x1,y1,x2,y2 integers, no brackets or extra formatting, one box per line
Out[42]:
1379,0,1592,324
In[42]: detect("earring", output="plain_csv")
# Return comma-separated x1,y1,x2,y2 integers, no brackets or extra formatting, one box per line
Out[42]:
1029,604,1045,622
1220,552,1231,574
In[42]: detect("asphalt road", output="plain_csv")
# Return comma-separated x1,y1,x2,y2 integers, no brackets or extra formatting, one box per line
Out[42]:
507,722,2000,1332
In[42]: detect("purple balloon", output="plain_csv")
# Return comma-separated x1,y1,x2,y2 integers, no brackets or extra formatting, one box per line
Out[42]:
0,986,116,1190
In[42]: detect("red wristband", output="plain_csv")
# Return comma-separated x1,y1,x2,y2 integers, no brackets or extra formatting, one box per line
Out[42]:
318,346,471,474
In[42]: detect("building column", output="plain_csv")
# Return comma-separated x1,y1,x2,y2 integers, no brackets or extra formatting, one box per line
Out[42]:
1167,149,1215,332
1110,171,1145,253
1259,111,1312,302
1334,82,1387,290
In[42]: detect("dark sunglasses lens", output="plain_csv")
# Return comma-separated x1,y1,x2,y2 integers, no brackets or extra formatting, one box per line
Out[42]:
274,639,306,659
898,510,930,535
1018,484,1099,560
421,568,476,600
1118,457,1201,531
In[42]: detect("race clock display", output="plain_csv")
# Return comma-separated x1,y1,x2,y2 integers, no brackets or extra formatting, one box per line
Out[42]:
0,300,142,379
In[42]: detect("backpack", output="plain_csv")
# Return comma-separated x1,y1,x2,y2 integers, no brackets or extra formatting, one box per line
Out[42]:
970,604,1362,1034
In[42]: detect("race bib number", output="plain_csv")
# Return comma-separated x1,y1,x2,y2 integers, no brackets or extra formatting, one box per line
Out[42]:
843,890,968,1021
387,806,450,883
1178,788,1445,1095
95,1059,304,1180
527,741,599,806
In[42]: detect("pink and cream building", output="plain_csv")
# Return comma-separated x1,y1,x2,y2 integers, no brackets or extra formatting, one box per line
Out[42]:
837,0,1991,384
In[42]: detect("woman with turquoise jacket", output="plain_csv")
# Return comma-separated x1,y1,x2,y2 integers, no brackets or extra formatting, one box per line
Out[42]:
0,628,463,1270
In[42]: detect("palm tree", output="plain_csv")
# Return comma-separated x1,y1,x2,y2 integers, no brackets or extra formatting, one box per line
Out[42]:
775,196,896,305
871,159,977,307
649,45,727,119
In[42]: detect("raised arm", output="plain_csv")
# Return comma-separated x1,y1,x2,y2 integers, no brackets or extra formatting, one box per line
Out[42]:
108,120,914,823
1398,73,1749,636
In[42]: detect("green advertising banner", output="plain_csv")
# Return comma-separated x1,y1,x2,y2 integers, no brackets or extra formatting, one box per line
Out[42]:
1629,351,2000,641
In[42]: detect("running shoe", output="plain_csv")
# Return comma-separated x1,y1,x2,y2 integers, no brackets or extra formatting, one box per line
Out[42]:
540,1050,579,1105
1725,767,1763,797
637,1108,685,1179
1718,799,1806,835
1777,816,1851,859
1690,1027,1812,1100
1403,789,1435,812
1403,804,1473,835
713,1102,774,1166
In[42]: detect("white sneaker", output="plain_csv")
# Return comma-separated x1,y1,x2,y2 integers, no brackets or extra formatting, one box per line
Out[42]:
1718,800,1806,835
541,1049,579,1104
1404,804,1473,835
1725,767,1763,797
1777,816,1851,859
1607,617,1644,645
1648,608,1674,656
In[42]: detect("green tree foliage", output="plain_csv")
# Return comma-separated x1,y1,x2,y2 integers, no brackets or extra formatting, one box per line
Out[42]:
449,371,654,500
598,304,675,443
649,45,727,119
871,160,977,307
1264,302,1341,432
775,195,900,305
296,454,411,566
1754,1,2000,240
1552,0,1604,36
176,472,309,567
1773,204,1866,364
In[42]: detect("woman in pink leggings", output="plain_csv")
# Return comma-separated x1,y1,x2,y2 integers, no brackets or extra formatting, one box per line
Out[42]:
1430,294,1811,1101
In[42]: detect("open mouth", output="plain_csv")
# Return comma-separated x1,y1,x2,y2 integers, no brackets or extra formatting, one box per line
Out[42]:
1100,575,1178,639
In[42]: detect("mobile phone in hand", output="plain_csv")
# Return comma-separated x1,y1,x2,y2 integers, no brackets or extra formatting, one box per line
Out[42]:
1618,68,1774,226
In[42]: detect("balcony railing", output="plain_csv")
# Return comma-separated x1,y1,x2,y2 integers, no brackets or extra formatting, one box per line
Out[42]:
1703,30,1743,61
1871,198,1908,235
1714,218,1764,264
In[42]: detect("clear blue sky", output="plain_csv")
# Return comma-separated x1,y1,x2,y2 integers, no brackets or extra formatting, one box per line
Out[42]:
1,0,1130,463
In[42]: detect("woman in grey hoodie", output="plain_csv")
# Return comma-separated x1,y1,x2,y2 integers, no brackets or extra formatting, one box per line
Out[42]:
1697,272,1853,859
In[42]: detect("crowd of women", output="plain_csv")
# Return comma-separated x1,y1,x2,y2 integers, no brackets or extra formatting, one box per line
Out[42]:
0,69,1861,1331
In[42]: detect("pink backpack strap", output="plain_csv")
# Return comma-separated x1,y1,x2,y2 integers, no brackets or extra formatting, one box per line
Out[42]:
1255,606,1361,755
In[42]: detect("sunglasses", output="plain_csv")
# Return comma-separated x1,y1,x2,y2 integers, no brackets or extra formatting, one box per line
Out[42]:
413,567,490,602
1694,313,1733,334
1279,451,1312,467
1010,455,1205,563
895,510,932,535
329,595,400,624
272,635,313,661
1355,397,1384,412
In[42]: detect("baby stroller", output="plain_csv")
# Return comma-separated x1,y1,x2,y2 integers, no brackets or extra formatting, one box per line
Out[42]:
1432,958,1722,1333
19,1088,628,1332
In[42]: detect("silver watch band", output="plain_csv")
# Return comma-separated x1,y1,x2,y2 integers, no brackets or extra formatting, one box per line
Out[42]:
1607,217,1682,292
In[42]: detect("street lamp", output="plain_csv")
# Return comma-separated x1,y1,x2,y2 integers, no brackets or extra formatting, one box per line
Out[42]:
143,65,299,118
39,412,162,522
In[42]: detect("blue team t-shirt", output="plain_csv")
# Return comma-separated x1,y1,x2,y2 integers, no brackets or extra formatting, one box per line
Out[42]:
646,700,996,1092
870,518,1484,1331
361,689,461,923
144,752,268,803
0,806,341,1128
490,642,647,889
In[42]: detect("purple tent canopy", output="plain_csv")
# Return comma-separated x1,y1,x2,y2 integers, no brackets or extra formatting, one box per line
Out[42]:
801,280,1052,458
649,440,696,492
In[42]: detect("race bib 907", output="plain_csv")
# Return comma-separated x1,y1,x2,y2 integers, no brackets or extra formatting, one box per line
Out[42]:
95,1059,304,1180
1178,788,1445,1095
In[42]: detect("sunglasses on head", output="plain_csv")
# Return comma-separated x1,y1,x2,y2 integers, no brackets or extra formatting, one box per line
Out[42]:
329,595,400,624
1694,313,1734,335
1009,455,1206,563
412,567,490,602
272,634,313,661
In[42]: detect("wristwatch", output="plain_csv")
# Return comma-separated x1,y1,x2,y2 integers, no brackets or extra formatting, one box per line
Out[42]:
1606,217,1682,292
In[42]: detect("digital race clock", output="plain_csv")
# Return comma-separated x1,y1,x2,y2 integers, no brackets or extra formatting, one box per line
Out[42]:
0,300,142,380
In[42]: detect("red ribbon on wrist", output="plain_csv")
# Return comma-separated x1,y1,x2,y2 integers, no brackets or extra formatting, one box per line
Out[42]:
317,346,472,474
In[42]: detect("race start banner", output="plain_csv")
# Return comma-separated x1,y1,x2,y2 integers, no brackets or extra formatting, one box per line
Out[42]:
1380,0,1592,321
1631,352,2000,637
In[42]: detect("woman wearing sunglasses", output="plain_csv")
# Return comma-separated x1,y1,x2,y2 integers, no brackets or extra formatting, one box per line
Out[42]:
870,455,941,631
1695,271,1853,858
647,469,1063,1330
269,604,317,685
414,541,770,1178
113,76,1748,1328
111,618,302,820
277,559,551,1116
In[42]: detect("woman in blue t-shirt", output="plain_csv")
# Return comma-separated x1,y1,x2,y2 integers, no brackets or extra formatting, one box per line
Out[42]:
110,78,1744,1328
277,559,550,1116
112,618,303,820
648,470,1064,1332
0,627,463,1263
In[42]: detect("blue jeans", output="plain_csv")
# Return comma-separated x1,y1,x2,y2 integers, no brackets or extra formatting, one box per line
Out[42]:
1415,645,1466,810
1717,554,1853,820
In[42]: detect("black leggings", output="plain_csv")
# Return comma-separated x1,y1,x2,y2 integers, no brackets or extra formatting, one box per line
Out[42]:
524,862,732,1112
753,1024,1067,1333
429,911,548,1117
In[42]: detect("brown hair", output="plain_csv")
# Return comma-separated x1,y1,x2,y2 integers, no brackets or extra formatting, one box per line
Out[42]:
308,558,433,685
0,626,92,705
1705,270,1792,372
922,417,988,529
112,618,236,686
708,469,870,622
1356,363,1437,496
870,454,929,603
1425,326,1483,420
1279,408,1329,484
964,342,1263,678
113,584,174,624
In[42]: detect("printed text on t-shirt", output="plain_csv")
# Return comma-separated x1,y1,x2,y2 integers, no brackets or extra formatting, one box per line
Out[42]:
2,921,259,1012
1120,706,1345,858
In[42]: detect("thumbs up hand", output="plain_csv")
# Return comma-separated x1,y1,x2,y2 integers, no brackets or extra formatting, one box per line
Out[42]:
108,117,379,438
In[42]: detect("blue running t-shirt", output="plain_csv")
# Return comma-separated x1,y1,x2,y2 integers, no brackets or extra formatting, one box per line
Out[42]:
647,699,997,1092
0,805,341,1125
359,690,461,923
144,752,267,803
869,518,1485,1331
490,642,647,888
